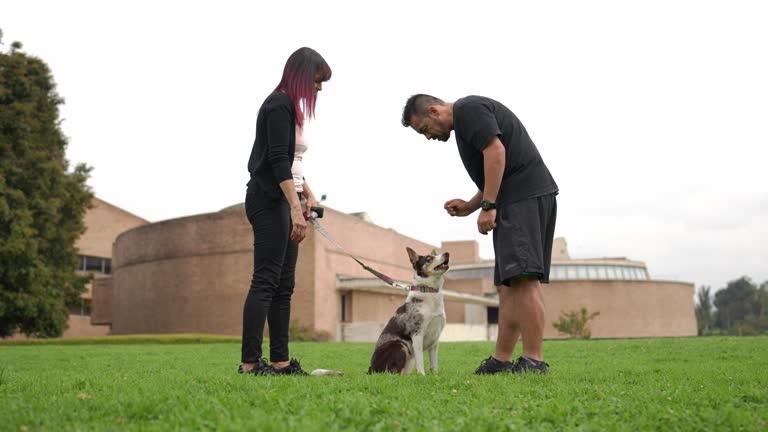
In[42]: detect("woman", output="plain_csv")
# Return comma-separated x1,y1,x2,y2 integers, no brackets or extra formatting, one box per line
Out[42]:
240,47,331,376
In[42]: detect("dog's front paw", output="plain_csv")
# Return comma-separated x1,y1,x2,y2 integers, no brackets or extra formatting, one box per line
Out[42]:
430,368,439,374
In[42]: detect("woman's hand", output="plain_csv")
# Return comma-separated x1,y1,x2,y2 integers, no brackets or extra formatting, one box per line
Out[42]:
302,181,318,219
290,205,307,243
305,195,318,218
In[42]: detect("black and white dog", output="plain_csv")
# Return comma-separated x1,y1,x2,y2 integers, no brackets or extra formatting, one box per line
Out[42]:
368,247,449,375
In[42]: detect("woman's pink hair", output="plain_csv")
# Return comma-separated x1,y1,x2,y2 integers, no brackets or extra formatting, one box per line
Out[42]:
274,47,332,127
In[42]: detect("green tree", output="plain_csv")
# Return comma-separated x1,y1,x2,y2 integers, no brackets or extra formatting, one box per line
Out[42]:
695,285,713,335
751,282,768,333
0,34,93,337
753,281,767,319
713,276,757,331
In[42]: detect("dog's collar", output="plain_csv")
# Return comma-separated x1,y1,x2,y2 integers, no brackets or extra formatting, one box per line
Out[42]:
410,285,440,293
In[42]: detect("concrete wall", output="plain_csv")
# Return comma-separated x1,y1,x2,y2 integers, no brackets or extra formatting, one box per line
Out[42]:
63,315,110,338
90,276,113,325
8,315,110,341
338,322,492,342
543,279,697,338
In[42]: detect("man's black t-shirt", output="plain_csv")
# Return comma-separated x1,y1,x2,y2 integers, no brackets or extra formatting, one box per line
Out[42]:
453,96,558,204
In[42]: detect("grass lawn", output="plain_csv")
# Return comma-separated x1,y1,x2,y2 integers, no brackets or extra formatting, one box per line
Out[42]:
0,336,766,431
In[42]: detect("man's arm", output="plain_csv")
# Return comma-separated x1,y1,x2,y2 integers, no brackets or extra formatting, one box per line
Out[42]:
482,136,505,203
476,136,505,235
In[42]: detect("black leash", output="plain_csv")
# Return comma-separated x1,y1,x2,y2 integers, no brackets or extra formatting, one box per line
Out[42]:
307,208,414,291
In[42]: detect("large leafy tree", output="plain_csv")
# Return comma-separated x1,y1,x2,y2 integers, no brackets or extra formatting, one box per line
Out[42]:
0,34,93,337
713,276,757,330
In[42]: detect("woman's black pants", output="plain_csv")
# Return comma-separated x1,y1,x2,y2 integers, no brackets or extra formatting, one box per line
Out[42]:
241,194,298,363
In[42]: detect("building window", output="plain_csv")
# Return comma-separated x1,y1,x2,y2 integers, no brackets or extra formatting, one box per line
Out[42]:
552,265,566,280
446,263,650,282
639,268,649,279
68,299,92,316
596,266,608,280
487,306,499,324
340,294,348,322
78,255,112,275
575,266,588,280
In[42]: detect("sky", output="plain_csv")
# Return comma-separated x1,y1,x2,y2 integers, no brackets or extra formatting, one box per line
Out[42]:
4,0,767,294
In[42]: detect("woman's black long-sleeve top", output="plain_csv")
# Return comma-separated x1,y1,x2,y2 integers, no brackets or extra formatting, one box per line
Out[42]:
246,92,297,209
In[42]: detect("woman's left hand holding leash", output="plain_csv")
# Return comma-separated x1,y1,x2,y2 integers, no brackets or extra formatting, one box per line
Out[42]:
290,205,307,242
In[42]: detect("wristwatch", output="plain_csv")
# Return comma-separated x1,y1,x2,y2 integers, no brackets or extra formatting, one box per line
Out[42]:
480,199,497,211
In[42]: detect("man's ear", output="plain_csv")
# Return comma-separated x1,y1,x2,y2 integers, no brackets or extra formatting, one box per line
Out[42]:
428,105,439,116
407,247,419,265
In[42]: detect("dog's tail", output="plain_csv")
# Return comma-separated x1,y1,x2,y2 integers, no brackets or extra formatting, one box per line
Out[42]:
368,340,410,374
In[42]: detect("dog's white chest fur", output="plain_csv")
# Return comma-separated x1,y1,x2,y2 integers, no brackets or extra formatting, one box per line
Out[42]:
405,292,446,349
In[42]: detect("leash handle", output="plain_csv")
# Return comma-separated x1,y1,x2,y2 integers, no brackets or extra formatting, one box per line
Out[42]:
309,207,324,219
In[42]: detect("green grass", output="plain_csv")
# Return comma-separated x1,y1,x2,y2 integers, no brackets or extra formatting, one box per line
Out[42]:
0,337,766,431
0,334,239,346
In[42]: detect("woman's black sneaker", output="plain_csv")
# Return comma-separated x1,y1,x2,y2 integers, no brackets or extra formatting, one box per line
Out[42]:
474,356,516,375
272,358,309,376
238,358,276,376
512,356,549,375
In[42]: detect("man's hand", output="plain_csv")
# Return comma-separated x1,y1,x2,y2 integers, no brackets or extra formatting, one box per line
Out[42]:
444,199,474,217
477,209,496,235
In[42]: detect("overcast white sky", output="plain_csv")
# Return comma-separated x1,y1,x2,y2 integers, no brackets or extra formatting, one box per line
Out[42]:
5,1,767,293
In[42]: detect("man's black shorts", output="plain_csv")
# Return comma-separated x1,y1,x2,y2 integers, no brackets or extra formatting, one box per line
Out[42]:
492,193,558,286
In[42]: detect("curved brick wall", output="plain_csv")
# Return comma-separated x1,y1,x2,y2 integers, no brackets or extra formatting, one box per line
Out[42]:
111,207,254,335
109,205,437,336
542,280,697,338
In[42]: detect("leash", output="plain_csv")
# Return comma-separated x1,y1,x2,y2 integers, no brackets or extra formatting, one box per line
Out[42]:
306,208,415,292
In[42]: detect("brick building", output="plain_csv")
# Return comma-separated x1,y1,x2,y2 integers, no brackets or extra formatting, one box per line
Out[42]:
82,201,696,340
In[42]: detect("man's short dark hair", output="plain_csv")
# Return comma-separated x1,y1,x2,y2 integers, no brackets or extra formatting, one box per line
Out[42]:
401,94,445,127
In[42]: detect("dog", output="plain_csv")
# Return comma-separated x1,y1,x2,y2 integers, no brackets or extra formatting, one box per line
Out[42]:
368,247,449,375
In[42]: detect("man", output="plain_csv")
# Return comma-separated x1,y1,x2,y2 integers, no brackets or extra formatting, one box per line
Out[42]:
401,94,558,374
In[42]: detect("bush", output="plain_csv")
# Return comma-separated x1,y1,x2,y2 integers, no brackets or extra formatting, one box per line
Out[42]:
727,323,759,336
553,307,600,339
288,320,331,342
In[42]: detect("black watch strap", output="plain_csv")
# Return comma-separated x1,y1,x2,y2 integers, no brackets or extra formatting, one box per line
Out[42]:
480,199,497,211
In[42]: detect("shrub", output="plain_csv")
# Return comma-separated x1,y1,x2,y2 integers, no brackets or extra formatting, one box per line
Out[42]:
553,307,600,339
288,320,331,342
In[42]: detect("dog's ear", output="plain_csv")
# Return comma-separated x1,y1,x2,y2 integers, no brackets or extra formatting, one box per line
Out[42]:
406,247,419,265
430,249,438,256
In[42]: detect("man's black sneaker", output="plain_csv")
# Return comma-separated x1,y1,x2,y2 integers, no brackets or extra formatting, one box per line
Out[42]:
272,358,309,376
474,356,516,375
512,356,549,375
238,358,276,376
